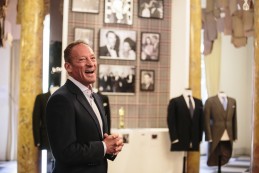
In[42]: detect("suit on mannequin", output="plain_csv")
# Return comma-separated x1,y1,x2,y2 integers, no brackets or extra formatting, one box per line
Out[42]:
32,86,59,173
204,92,237,166
167,89,204,151
33,92,51,150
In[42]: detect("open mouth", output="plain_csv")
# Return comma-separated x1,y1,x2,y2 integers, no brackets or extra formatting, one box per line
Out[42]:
85,70,94,74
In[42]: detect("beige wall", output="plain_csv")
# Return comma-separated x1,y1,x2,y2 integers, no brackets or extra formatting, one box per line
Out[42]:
220,35,253,155
0,0,20,160
0,44,11,160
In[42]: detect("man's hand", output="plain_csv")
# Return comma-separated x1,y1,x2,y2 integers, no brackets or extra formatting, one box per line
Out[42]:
103,133,124,155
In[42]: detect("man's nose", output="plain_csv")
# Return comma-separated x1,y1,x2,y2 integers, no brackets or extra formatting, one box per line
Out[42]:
85,59,94,66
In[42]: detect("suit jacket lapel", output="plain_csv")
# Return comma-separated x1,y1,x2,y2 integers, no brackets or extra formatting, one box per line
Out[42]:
180,95,189,110
214,96,222,111
192,98,199,119
93,93,108,134
66,80,103,137
214,96,227,119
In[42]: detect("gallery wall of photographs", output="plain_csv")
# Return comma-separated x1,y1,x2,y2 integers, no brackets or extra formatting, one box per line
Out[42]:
67,0,172,128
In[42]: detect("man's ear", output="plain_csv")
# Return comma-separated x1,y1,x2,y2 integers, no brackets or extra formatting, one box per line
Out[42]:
65,62,72,73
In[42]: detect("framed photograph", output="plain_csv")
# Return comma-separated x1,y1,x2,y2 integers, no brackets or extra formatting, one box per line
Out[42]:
99,28,137,60
140,32,160,61
72,0,100,13
98,64,136,95
74,28,94,49
123,134,130,143
104,0,133,25
138,0,164,19
140,70,155,91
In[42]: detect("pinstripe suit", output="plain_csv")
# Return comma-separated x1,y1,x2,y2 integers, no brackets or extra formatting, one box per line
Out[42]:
204,95,237,166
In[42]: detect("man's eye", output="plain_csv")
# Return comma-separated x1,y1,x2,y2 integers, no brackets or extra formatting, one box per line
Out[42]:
79,58,86,61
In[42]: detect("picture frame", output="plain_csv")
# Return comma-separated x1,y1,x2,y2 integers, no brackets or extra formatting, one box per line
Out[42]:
98,64,136,95
72,0,100,13
99,28,137,60
140,70,155,91
74,28,94,49
123,134,130,143
140,32,160,61
138,0,164,19
104,0,133,25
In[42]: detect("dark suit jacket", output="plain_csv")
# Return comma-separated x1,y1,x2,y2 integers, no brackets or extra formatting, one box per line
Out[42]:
141,83,154,91
46,80,115,173
204,96,237,166
167,95,203,151
99,45,118,57
33,92,51,150
97,92,111,134
99,46,110,57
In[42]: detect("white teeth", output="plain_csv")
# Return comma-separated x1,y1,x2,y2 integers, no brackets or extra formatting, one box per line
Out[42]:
85,70,94,74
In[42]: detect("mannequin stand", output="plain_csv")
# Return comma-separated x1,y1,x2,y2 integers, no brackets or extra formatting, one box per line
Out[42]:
182,152,187,173
218,155,221,173
182,156,186,173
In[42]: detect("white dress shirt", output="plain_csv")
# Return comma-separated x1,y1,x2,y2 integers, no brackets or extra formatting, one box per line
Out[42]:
68,76,107,154
183,89,195,109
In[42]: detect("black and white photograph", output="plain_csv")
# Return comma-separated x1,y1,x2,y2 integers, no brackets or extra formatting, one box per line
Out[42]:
72,0,99,13
104,0,133,25
74,28,94,49
140,70,155,91
141,32,160,61
123,134,130,143
99,28,137,60
138,0,164,19
98,64,136,95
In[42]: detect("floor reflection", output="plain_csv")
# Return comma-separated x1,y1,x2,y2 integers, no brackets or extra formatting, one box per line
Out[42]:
0,161,16,173
0,155,250,173
200,155,250,173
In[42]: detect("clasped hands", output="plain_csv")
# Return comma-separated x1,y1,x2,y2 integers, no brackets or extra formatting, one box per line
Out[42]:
103,133,124,155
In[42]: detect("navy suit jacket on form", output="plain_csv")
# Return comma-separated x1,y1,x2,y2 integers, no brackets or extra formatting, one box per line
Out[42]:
167,95,204,151
46,80,115,173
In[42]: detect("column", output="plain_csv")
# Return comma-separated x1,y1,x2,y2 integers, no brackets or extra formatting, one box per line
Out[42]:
252,0,259,172
17,0,44,172
188,0,201,172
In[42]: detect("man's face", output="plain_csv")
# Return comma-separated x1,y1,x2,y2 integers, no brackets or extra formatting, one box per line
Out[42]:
123,41,131,51
107,32,117,48
143,74,152,84
65,43,97,87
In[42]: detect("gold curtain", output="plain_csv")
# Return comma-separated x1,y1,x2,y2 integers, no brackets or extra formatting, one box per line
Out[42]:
204,34,222,97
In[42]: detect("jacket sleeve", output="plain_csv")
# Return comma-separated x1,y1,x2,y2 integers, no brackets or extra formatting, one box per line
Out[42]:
167,99,178,142
232,99,237,140
198,100,204,142
32,94,41,147
204,99,212,141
